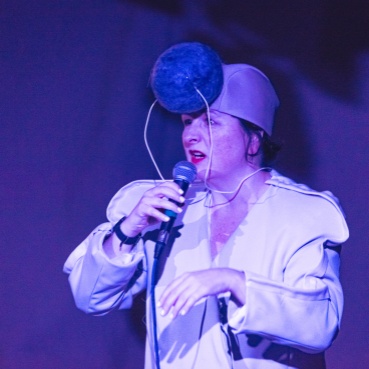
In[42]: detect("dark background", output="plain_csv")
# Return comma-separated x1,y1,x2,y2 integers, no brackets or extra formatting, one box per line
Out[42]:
1,1,368,368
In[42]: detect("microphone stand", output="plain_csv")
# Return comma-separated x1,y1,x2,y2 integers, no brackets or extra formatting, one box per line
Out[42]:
149,162,196,369
151,222,175,369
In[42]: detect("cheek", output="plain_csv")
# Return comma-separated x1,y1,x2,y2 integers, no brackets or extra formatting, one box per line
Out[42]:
212,132,248,162
213,130,243,150
210,140,235,165
217,141,233,155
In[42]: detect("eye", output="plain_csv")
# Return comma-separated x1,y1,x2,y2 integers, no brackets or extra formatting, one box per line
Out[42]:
183,118,192,126
207,118,215,125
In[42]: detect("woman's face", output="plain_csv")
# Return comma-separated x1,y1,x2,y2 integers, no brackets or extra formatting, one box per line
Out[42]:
181,110,254,184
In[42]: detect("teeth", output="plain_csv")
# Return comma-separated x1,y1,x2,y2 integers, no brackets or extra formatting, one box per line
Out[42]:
191,151,205,158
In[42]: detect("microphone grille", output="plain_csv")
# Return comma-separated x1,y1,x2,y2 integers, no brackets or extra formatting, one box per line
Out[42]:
173,161,197,183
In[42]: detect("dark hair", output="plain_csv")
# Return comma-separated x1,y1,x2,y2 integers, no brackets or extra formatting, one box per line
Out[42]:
240,119,281,166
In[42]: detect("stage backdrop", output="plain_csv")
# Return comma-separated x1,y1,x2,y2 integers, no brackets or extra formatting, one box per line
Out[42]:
1,1,368,368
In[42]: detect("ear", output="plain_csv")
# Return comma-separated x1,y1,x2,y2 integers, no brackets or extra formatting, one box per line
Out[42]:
247,131,263,155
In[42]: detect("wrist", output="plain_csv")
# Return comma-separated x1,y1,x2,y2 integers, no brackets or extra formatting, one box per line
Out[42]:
229,270,246,306
113,216,141,247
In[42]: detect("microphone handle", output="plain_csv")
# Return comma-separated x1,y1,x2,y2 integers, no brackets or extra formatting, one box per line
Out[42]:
154,179,189,258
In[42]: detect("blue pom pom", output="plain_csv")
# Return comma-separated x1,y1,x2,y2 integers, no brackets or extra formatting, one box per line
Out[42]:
150,42,223,114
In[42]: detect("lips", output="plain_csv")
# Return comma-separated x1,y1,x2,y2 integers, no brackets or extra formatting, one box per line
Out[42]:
189,150,206,164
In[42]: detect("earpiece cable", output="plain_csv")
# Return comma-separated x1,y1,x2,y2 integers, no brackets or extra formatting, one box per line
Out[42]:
144,99,166,181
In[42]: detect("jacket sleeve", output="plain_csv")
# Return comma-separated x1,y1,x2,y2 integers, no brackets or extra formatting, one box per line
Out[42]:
228,240,342,353
63,222,147,315
228,190,349,354
63,180,160,315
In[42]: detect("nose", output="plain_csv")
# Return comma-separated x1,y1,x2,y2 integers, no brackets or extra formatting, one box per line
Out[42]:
182,119,204,147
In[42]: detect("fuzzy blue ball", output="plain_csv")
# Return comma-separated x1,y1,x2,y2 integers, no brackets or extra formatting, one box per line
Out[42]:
150,42,224,114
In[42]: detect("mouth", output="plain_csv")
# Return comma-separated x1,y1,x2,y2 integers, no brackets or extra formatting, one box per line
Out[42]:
189,150,206,164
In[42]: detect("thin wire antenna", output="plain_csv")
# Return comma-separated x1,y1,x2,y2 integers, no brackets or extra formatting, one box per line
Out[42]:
193,87,213,186
144,99,166,180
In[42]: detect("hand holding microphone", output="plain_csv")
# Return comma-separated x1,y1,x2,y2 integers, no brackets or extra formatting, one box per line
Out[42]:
154,161,197,258
120,161,197,243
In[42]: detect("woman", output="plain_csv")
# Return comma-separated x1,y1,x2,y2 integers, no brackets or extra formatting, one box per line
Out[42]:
64,63,349,369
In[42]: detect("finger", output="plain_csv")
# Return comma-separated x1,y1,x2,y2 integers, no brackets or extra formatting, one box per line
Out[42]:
156,181,185,195
159,270,225,318
159,273,207,319
169,289,200,319
141,205,171,223
158,274,189,314
149,183,185,204
124,184,186,234
145,196,184,213
139,198,183,220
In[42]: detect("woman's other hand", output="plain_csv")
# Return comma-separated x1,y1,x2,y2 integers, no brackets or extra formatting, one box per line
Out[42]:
158,268,246,319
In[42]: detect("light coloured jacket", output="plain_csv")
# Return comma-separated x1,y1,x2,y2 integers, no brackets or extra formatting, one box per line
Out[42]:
64,171,349,369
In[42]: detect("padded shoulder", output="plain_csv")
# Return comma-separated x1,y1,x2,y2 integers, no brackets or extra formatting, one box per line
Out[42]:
268,170,346,217
267,171,349,245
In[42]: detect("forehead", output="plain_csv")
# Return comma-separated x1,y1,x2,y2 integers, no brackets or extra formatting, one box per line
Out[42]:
181,109,232,120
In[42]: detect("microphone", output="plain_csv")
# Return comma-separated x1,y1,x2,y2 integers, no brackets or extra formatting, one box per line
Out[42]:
154,161,197,258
